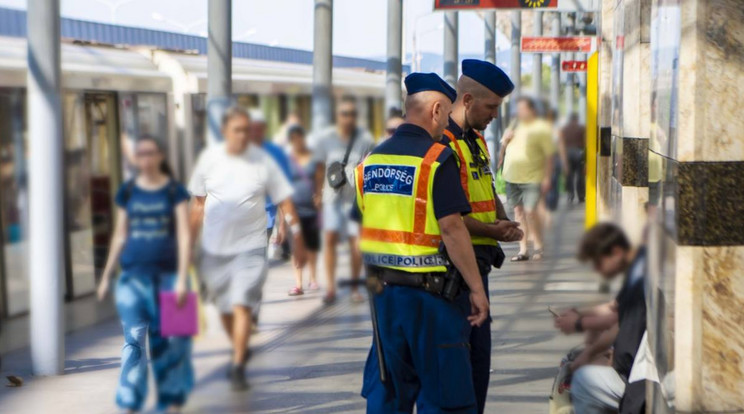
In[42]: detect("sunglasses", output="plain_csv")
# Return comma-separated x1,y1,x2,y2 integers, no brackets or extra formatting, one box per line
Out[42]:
339,110,358,118
136,150,160,157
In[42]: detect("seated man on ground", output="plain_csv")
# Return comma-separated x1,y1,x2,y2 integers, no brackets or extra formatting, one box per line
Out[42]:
553,223,647,414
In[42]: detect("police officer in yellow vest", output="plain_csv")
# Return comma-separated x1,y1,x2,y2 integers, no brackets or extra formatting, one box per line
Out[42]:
440,59,523,414
355,73,490,414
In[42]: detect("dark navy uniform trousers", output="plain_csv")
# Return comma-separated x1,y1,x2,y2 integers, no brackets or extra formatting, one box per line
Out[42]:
361,284,478,414
462,270,492,414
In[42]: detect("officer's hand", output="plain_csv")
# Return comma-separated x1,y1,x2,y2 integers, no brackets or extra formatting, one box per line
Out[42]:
505,227,524,242
468,290,490,327
490,220,522,242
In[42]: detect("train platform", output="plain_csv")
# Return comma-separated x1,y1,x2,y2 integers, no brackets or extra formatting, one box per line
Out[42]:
0,204,609,413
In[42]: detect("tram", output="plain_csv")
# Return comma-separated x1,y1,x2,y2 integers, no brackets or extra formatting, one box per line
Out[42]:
0,34,387,322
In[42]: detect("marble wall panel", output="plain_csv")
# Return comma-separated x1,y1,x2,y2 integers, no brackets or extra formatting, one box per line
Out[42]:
620,137,649,187
600,0,617,127
620,185,649,244
647,222,677,410
673,244,703,412
677,161,744,246
677,0,744,162
621,39,642,137
598,157,613,220
700,245,744,411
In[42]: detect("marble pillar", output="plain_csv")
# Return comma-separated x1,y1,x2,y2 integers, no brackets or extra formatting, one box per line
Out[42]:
597,0,615,221
646,0,744,412
610,0,652,245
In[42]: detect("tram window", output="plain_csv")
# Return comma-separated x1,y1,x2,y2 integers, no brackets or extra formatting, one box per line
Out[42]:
191,93,207,159
0,88,28,316
64,92,118,299
119,93,169,181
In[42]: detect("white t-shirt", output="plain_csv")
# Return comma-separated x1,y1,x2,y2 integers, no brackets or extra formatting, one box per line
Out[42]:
189,143,294,255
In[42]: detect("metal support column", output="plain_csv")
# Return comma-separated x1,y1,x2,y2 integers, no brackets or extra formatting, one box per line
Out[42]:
484,12,502,163
27,0,64,376
509,10,522,116
578,52,587,124
550,12,561,111
206,0,232,146
532,11,543,96
443,11,459,87
385,0,403,115
484,12,496,64
312,0,333,133
564,12,575,117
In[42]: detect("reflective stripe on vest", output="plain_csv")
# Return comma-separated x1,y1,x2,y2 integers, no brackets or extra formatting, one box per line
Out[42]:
355,143,447,272
443,128,499,246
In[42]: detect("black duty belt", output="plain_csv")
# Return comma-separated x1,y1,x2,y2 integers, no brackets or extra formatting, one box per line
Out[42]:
377,267,447,292
367,266,464,300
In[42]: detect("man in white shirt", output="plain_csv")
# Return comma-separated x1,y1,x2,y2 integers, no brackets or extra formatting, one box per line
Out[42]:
189,106,306,391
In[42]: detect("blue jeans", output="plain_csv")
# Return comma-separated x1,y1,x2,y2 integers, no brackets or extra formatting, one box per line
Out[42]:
114,270,194,411
571,365,626,414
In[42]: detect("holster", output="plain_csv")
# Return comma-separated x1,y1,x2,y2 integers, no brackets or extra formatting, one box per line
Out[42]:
367,266,465,302
492,245,506,269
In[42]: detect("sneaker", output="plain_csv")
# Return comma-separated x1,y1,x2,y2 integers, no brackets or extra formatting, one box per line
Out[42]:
229,365,249,391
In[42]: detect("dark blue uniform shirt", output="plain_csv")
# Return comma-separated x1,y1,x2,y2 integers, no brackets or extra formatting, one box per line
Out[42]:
441,117,480,146
352,123,471,221
441,117,505,268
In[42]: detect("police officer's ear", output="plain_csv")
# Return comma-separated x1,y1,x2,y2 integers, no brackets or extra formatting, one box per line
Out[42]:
462,92,475,109
431,99,443,120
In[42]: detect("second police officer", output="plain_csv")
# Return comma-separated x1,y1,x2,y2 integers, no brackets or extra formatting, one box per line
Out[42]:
354,72,490,413
440,59,523,413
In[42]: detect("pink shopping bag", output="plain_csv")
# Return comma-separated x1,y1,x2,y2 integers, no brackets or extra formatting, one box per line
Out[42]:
159,292,199,337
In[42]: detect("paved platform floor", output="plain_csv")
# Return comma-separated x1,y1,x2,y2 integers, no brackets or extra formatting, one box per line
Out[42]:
0,204,610,413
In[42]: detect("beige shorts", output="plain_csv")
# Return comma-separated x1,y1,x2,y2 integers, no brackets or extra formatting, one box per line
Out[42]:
199,247,268,313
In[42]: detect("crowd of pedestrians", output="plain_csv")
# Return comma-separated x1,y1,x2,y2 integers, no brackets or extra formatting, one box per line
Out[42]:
91,58,649,414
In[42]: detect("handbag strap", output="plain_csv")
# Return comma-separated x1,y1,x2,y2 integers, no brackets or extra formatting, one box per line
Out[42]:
340,129,358,167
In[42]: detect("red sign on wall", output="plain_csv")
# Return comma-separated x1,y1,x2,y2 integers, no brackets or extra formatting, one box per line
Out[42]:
562,61,587,72
434,0,558,9
521,36,595,53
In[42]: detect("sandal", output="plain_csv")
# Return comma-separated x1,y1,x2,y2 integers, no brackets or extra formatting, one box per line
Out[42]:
288,287,304,296
511,253,530,262
307,282,320,291
533,249,544,261
350,291,365,303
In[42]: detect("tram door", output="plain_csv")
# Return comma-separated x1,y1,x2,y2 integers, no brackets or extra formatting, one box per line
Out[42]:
63,92,119,298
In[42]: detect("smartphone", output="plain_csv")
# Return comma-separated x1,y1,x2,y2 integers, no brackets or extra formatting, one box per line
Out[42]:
548,306,560,317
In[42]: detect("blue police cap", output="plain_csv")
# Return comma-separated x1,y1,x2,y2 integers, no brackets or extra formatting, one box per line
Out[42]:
404,73,457,103
461,59,514,98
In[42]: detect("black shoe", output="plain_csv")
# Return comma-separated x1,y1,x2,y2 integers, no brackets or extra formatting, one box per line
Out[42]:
229,365,249,391
225,350,253,378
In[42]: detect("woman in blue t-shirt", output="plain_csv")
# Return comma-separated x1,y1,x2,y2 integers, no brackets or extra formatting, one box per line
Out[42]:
96,137,193,413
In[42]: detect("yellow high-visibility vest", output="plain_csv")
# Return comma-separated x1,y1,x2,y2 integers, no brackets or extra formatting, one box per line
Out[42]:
443,128,499,246
354,143,448,273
